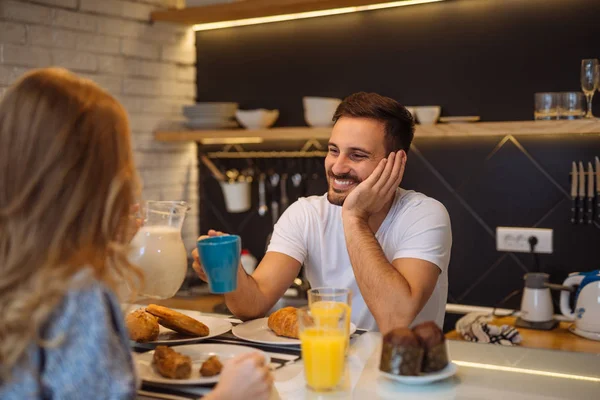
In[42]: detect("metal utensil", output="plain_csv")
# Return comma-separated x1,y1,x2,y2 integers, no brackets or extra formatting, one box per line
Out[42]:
571,161,578,224
280,173,289,212
587,162,594,224
291,173,302,188
578,161,585,224
258,173,268,217
269,172,280,224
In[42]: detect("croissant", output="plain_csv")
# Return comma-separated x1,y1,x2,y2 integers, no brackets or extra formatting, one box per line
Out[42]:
268,307,299,339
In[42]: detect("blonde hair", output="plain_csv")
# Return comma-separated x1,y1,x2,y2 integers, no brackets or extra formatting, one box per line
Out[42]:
0,68,142,381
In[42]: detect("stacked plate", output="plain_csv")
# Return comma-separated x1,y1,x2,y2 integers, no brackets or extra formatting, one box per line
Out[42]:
183,102,239,129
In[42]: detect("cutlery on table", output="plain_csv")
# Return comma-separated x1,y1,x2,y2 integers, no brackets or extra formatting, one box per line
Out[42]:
578,161,585,224
571,162,578,224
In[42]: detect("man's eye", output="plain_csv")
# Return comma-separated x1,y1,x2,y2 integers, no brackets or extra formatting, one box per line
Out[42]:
328,148,339,154
351,154,366,160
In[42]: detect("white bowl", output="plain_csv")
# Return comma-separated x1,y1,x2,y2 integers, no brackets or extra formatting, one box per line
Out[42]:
235,109,279,129
415,106,441,125
303,96,342,127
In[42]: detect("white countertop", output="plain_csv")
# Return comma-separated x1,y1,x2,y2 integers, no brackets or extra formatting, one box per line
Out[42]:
134,309,600,400
273,333,600,400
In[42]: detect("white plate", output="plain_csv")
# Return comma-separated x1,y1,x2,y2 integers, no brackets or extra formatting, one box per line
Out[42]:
231,317,357,345
380,362,458,385
439,116,480,123
134,343,270,385
569,325,600,341
123,305,232,346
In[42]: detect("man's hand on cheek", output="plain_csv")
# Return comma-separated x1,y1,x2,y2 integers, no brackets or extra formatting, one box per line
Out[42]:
342,151,406,221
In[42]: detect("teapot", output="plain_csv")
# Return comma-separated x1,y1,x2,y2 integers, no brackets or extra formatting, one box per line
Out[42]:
128,201,190,299
560,270,600,340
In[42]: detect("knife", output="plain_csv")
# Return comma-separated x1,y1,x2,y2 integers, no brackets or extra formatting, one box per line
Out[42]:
571,162,578,224
587,162,595,224
578,161,585,224
596,156,600,225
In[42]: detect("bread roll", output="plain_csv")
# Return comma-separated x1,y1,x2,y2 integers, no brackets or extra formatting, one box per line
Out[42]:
379,328,424,376
125,309,159,343
268,307,299,339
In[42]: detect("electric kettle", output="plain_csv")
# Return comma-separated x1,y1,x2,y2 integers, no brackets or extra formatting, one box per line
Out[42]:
560,270,600,341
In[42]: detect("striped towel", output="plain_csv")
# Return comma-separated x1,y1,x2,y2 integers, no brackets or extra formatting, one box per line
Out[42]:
456,313,522,345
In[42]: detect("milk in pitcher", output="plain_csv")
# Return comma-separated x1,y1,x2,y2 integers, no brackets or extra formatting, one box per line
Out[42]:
129,225,188,299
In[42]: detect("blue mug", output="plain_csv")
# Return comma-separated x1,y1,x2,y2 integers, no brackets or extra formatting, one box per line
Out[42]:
197,235,241,294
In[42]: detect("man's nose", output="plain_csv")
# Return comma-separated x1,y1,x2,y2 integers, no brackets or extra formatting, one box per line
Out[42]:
331,154,351,176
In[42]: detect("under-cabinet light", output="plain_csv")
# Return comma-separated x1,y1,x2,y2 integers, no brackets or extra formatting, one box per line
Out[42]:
200,137,264,145
193,0,445,32
454,361,600,383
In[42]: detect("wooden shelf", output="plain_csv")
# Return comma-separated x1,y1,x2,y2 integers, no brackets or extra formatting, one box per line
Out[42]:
151,0,425,26
154,120,600,143
155,127,332,142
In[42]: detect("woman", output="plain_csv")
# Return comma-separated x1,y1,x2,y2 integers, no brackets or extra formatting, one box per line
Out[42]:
0,68,272,399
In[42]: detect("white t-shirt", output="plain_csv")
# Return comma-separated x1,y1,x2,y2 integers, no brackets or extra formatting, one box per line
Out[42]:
267,188,452,331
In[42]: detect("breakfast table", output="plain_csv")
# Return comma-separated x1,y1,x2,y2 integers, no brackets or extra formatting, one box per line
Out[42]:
135,309,600,400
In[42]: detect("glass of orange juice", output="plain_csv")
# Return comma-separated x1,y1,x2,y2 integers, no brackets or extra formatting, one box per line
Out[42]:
298,307,347,392
308,288,352,352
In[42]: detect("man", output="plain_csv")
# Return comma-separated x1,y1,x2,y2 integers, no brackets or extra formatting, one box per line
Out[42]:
192,92,452,333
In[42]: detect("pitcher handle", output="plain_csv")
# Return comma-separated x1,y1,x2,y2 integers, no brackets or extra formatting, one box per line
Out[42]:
559,274,585,320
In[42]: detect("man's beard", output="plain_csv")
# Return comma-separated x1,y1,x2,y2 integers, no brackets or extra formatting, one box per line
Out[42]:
326,172,361,206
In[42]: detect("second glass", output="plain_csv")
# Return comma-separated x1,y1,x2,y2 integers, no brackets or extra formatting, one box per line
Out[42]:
308,287,352,351
558,92,585,120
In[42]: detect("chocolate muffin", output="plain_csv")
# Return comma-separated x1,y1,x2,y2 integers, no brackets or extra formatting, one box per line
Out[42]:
379,328,424,376
412,321,449,373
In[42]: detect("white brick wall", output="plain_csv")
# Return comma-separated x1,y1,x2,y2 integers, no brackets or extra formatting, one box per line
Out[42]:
0,0,199,249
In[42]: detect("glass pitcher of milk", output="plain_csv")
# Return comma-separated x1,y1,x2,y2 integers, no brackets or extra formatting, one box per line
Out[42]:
128,201,189,299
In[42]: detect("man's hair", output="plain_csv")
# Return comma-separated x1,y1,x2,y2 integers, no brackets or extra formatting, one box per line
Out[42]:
332,92,415,153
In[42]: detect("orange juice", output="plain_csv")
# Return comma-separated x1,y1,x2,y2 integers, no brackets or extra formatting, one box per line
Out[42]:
299,328,346,391
310,301,352,350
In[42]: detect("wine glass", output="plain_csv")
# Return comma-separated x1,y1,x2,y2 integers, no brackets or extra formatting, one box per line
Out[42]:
580,59,599,118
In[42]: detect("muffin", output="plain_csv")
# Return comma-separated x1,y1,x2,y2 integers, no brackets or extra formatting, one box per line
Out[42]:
379,328,424,376
412,321,449,373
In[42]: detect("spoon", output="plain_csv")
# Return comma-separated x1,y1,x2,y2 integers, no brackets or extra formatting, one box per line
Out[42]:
258,173,268,217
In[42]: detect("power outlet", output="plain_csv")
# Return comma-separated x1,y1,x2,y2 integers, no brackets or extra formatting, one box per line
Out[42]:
496,227,553,254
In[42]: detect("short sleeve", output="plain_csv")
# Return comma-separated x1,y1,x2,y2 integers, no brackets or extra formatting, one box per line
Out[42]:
392,199,452,272
266,200,308,265
40,282,136,400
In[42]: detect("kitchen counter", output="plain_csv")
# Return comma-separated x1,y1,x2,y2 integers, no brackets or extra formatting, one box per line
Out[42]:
445,315,600,354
